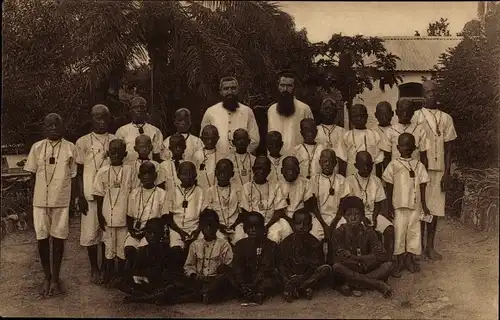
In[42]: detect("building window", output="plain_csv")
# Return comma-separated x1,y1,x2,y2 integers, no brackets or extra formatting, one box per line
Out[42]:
398,82,423,98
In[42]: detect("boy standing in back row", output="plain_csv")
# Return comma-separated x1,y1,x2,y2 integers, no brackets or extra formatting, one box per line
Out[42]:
25,113,78,297
412,80,457,260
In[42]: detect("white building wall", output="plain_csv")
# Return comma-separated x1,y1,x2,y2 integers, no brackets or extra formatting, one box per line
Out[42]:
350,71,431,129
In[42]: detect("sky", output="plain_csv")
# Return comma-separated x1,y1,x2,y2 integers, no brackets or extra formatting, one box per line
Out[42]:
278,1,478,42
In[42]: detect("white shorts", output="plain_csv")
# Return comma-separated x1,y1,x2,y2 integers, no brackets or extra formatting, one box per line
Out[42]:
124,233,149,249
103,226,127,259
336,215,393,233
217,224,246,245
169,228,203,249
80,201,103,246
33,206,69,240
394,208,421,255
427,170,446,217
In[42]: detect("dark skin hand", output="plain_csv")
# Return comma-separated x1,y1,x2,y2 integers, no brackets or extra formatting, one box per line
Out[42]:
420,151,429,170
442,142,453,191
77,164,88,215
375,163,383,179
386,183,394,218
165,213,189,241
126,216,145,239
229,210,246,230
94,195,106,231
383,151,391,171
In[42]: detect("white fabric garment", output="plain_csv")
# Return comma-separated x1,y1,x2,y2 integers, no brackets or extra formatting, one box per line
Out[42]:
158,159,184,191
291,143,325,179
382,158,429,211
115,122,163,164
379,123,430,161
166,185,205,233
92,164,135,227
267,98,314,156
33,206,70,240
394,208,422,255
345,173,386,222
161,133,204,162
103,226,127,259
80,201,102,246
75,132,117,200
342,129,384,176
316,124,348,162
239,181,287,224
200,102,260,155
203,184,241,227
184,238,233,277
426,170,446,217
279,176,314,218
310,173,351,224
268,154,285,183
24,139,78,207
231,152,255,186
412,108,457,171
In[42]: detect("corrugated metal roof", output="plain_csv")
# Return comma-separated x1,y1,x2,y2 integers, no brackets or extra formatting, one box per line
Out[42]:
366,36,463,71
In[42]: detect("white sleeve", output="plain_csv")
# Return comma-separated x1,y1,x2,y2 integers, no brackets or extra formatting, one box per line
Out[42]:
247,109,260,154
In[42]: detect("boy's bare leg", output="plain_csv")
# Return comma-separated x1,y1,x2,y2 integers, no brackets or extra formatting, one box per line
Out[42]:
49,238,64,296
99,243,106,282
87,245,100,284
299,265,332,299
332,263,392,298
426,218,443,260
420,222,427,260
38,239,51,296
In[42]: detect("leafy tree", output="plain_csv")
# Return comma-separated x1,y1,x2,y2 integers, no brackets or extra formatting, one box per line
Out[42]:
313,34,401,128
434,4,499,168
427,17,452,36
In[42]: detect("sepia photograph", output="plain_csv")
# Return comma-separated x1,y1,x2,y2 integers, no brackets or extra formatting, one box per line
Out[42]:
1,0,499,318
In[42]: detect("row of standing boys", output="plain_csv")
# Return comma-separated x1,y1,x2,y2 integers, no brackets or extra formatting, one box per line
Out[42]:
25,86,456,304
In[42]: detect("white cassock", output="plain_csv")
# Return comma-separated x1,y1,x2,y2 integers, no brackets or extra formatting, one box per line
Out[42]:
115,122,163,164
267,98,314,156
412,108,457,217
382,158,429,255
200,102,260,156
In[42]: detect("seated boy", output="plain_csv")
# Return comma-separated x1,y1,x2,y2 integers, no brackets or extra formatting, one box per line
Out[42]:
165,161,205,273
309,149,351,241
203,159,245,245
316,97,347,176
24,113,78,296
161,108,203,162
124,162,168,280
266,131,285,183
196,125,223,189
231,128,255,187
232,212,281,305
239,156,292,244
131,135,164,189
93,139,135,286
279,156,315,222
330,196,393,298
291,118,325,179
344,151,395,263
279,209,332,302
161,209,234,304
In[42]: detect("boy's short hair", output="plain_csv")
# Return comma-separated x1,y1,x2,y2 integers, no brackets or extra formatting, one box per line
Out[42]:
292,208,312,223
352,104,368,114
135,134,152,145
199,208,220,227
266,131,282,140
139,161,156,175
243,211,265,229
376,101,392,111
398,132,416,146
169,133,186,146
339,196,365,217
216,158,234,171
109,138,126,150
282,156,299,167
300,118,316,129
145,217,164,233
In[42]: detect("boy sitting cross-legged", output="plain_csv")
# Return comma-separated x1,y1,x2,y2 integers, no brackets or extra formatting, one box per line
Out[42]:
232,211,281,305
239,156,292,244
330,196,393,298
279,209,332,303
203,158,245,245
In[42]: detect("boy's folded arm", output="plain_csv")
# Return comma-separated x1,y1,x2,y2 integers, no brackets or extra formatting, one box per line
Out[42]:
265,208,285,230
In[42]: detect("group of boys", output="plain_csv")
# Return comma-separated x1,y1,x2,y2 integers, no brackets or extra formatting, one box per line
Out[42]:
25,80,456,305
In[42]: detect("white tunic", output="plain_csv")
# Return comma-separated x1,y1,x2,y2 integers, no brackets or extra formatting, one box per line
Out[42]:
203,184,241,227
412,108,457,171
310,173,351,224
345,173,386,222
127,187,168,229
291,143,325,179
279,177,314,218
268,154,285,183
75,133,117,201
24,139,78,207
129,159,164,189
379,123,430,161
166,185,205,232
115,122,163,164
200,102,260,155
382,158,429,210
231,152,255,186
315,124,348,162
343,128,384,176
267,98,314,156
239,181,287,224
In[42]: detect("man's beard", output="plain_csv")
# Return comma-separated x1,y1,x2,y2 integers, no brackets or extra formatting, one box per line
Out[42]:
222,95,239,112
277,91,295,117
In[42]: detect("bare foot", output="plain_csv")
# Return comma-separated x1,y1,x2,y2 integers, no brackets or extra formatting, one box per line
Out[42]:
408,260,421,273
39,279,51,297
91,270,101,284
426,248,443,260
48,281,62,297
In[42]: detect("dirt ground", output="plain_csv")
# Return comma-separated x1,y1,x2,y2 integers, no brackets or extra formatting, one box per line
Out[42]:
0,216,498,319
